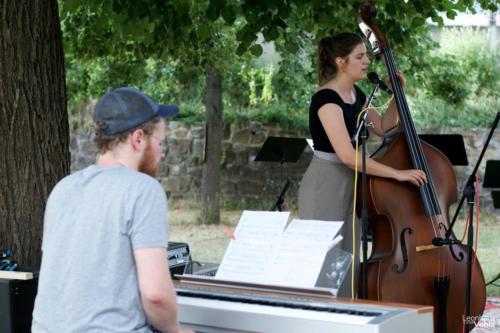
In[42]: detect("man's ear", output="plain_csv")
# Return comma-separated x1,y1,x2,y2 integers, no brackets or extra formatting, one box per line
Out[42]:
130,129,146,151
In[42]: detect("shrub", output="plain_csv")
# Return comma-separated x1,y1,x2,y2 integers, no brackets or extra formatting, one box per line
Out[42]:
420,55,471,106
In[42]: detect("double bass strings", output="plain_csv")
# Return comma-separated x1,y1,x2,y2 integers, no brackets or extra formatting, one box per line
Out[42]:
383,49,445,242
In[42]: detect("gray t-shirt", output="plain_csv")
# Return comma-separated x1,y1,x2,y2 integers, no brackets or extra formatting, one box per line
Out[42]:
32,165,169,333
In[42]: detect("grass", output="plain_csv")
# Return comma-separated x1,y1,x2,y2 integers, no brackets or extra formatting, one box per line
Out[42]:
168,205,240,264
455,212,500,297
168,202,500,297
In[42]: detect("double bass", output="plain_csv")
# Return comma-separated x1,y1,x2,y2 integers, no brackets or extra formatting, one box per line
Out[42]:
356,3,486,333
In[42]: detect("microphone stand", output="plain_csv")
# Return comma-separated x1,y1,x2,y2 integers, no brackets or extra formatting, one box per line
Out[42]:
352,83,379,299
270,179,290,212
431,112,499,333
270,148,289,212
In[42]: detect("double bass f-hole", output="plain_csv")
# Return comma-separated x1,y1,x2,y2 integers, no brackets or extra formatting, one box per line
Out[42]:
392,227,412,273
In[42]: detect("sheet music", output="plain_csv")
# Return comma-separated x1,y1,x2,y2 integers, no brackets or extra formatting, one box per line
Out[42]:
266,219,342,288
216,212,343,289
215,211,289,282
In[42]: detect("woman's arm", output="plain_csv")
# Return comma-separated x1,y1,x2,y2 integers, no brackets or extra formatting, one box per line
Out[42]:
318,103,426,186
364,71,404,136
364,97,399,137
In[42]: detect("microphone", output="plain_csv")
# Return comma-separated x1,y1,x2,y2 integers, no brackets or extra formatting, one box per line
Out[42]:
367,72,392,94
432,237,462,247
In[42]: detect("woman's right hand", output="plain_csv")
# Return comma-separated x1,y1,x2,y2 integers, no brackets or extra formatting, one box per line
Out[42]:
394,169,427,187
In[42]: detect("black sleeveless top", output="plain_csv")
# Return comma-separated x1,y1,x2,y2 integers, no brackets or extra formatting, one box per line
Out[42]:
309,85,367,153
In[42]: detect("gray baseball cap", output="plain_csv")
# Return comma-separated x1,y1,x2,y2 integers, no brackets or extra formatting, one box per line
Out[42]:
93,87,179,137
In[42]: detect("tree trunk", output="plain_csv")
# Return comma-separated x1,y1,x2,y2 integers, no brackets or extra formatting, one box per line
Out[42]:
200,65,222,224
0,1,69,267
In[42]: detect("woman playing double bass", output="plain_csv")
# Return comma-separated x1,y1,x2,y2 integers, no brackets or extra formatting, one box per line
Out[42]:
298,32,427,298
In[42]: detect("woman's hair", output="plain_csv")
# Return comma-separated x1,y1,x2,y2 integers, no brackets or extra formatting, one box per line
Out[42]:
94,117,161,154
317,32,364,85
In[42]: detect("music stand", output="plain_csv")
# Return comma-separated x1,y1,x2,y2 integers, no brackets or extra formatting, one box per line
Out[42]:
483,160,500,189
254,136,307,211
484,160,500,288
492,191,500,209
483,160,500,209
419,134,468,166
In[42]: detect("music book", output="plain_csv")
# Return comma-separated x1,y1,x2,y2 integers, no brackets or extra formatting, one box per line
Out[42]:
215,210,343,289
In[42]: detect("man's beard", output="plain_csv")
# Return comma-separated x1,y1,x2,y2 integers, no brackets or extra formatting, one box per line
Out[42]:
138,142,158,177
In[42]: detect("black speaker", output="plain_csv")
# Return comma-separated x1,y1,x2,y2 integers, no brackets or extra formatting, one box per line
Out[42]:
168,242,191,276
0,277,38,333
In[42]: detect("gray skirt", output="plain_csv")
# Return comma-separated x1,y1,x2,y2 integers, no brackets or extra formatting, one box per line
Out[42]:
298,152,360,297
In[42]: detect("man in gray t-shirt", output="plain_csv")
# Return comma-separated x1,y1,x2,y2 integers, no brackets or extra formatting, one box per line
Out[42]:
32,87,194,333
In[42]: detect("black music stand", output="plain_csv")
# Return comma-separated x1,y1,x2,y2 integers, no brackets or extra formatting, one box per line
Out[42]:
419,134,468,166
483,160,500,190
254,136,307,211
483,160,500,288
491,191,500,209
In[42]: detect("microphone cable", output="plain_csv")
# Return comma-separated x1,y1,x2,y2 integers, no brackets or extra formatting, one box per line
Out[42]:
350,94,395,299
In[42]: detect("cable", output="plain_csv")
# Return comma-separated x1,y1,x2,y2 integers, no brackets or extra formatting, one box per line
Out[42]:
351,110,364,298
471,176,481,286
370,95,394,112
461,175,482,333
459,211,470,243
350,94,395,299
351,107,371,298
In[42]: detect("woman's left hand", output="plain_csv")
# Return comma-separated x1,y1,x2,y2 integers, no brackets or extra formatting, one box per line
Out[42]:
387,70,405,90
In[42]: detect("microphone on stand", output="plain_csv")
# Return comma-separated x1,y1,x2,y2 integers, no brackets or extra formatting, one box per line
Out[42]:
367,72,392,94
351,78,379,143
432,237,462,247
356,71,386,299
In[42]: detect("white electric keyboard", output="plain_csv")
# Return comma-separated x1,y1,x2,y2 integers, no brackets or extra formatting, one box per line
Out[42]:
175,275,433,333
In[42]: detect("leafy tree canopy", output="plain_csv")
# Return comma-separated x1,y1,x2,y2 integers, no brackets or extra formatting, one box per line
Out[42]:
60,0,498,130
60,0,498,69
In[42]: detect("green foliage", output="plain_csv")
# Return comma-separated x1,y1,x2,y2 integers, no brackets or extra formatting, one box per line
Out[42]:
174,100,206,123
65,56,145,104
60,0,499,72
66,26,499,131
420,56,471,106
416,28,499,107
65,54,206,130
239,65,275,106
223,101,309,133
409,90,498,128
61,0,499,131
409,28,499,127
61,0,227,75
272,46,316,110
439,27,499,95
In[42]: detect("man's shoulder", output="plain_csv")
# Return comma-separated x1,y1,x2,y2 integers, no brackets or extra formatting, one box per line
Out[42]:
107,167,165,196
51,166,161,194
82,165,156,182
115,167,161,188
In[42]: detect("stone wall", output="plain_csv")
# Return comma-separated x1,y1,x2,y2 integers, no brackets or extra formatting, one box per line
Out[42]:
71,122,499,212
